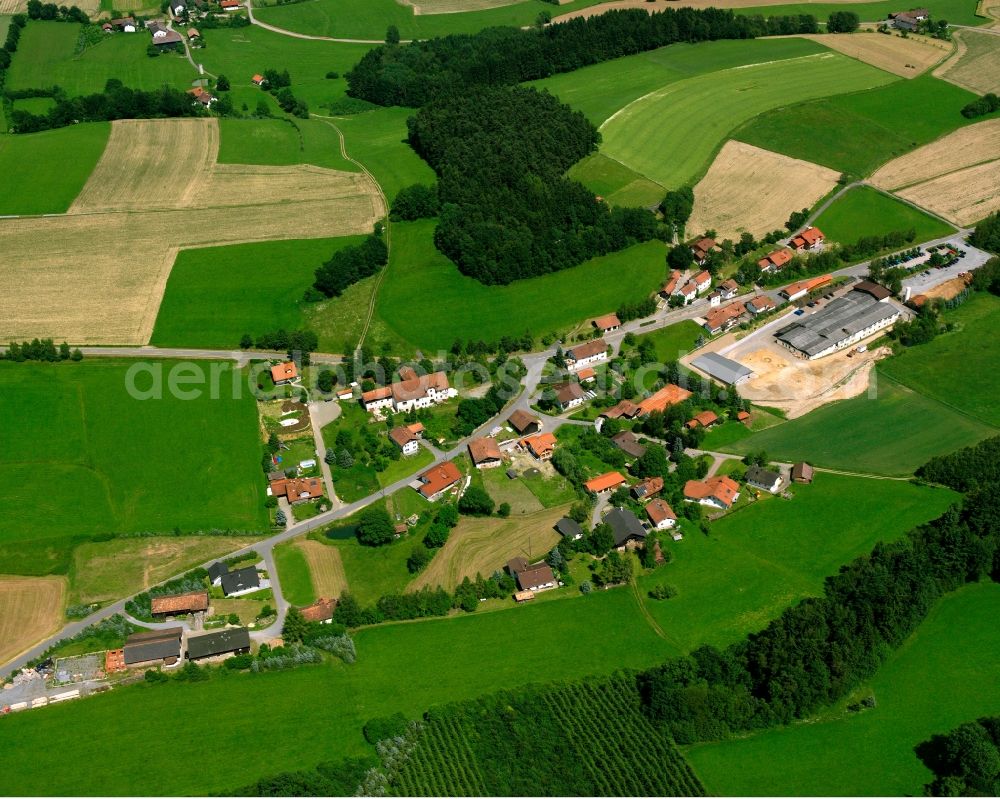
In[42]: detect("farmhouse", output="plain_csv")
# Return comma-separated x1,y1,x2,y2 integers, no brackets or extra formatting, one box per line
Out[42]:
416,461,462,501
584,471,627,495
555,517,584,540
684,475,740,510
187,87,216,107
690,237,716,265
703,301,747,335
686,410,719,429
757,249,793,273
109,16,137,31
792,461,814,483
600,399,641,420
271,361,297,385
299,597,337,623
391,369,456,412
746,465,783,494
221,0,241,8
889,8,928,28
187,27,199,39
631,476,663,499
789,226,825,251
577,367,596,383
690,270,712,294
636,383,693,416
123,628,182,668
269,476,324,503
150,591,209,618
390,425,421,456
468,437,503,469
675,281,698,305
171,0,186,16
605,507,647,551
507,557,557,592
554,381,587,411
611,430,646,460
508,409,541,435
565,339,608,370
691,352,754,386
591,314,621,334
186,628,251,661
745,295,777,316
775,286,900,359
645,498,677,530
660,270,682,299
252,74,266,86
522,432,557,460
147,20,183,47
220,566,261,597
780,274,832,302
362,386,393,412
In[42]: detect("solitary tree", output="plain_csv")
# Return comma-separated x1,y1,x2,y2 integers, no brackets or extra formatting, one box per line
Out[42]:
385,24,400,44
275,509,287,526
356,506,394,546
216,74,230,91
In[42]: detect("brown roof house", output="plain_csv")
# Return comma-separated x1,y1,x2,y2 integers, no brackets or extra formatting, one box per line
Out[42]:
522,432,557,460
565,338,608,370
150,591,209,618
468,437,503,469
553,381,587,412
390,425,421,456
508,410,541,435
686,410,719,429
508,558,557,593
684,475,740,510
299,597,337,623
416,461,462,501
631,476,663,500
591,314,621,333
645,498,677,530
269,476,324,504
792,462,814,483
611,430,646,460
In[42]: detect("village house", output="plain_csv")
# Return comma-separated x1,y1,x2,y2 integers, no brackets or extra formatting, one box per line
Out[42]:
745,295,777,316
507,557,557,592
171,0,186,16
780,274,832,302
187,27,199,39
645,498,677,531
123,628,182,669
691,270,712,294
391,367,456,412
208,562,228,586
584,471,627,495
684,475,741,510
221,0,241,8
299,597,337,624
220,566,262,597
889,8,928,29
577,367,596,383
508,409,541,435
703,301,747,335
854,279,894,302
599,399,641,421
553,381,586,411
611,430,646,460
555,517,584,540
362,386,393,413
591,314,621,334
186,87,216,107
269,476,324,504
147,20,183,47
660,270,682,299
336,385,356,401
252,73,266,86
631,476,663,500
675,281,699,305
108,16,136,31
686,409,720,429
271,361,297,385
737,410,752,426
707,289,723,308
150,591,209,619
792,461,814,483
746,465,783,494
605,507,647,551
789,226,825,252
186,628,251,661
757,249,793,273
565,338,608,370
390,425,421,456
636,383,693,417
691,352,754,386
468,436,503,469
416,461,462,501
690,237,716,265
522,432,557,460
717,278,739,300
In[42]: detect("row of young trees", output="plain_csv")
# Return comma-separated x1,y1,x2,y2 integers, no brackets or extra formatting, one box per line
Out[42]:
346,7,817,107
0,13,26,73
3,338,82,362
26,0,89,23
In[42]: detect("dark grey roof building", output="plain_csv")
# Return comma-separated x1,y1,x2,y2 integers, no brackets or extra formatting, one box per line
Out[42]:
745,465,782,492
691,352,754,385
123,627,182,666
775,289,899,359
220,566,260,596
207,561,228,585
186,628,251,660
605,508,647,548
555,517,584,540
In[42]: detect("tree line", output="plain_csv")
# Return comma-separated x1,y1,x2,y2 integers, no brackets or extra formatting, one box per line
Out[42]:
346,7,817,107
3,338,82,362
312,231,388,297
26,0,89,23
916,436,1000,493
961,91,999,119
971,212,1000,254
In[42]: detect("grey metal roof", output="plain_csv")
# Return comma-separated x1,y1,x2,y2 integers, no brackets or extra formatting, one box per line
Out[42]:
207,561,228,582
775,290,898,357
220,566,259,596
186,628,251,660
555,517,583,538
746,465,781,487
124,636,181,665
691,351,754,385
605,508,647,547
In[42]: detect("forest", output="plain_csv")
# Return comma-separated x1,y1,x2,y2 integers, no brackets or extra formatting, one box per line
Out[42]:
407,86,658,284
346,7,818,107
916,436,1000,493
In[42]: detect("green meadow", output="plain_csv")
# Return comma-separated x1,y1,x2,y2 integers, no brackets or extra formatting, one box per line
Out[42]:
687,582,1000,795
0,123,108,214
598,52,895,190
217,117,359,172
273,542,317,606
735,74,980,177
813,186,954,243
639,473,959,650
150,237,365,349
638,320,704,363
0,361,268,575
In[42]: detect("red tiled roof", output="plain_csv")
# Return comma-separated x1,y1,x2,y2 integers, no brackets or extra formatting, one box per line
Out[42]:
747,295,776,312
637,384,692,415
362,386,392,403
801,227,824,245
577,367,596,380
568,339,607,361
704,302,745,332
390,426,419,448
299,597,337,622
418,461,462,498
645,498,676,526
684,475,740,507
271,477,324,502
688,410,719,428
585,471,626,493
392,371,450,403
271,361,297,383
522,433,557,458
591,314,621,330
150,591,209,615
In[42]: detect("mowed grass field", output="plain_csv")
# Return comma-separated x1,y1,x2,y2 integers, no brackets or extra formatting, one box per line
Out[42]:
150,236,365,349
0,587,677,796
639,319,704,362
0,123,109,215
687,582,1000,796
6,22,195,95
734,74,980,177
274,541,317,606
0,575,66,664
0,361,268,575
217,117,358,173
812,186,954,243
598,52,895,190
638,473,958,650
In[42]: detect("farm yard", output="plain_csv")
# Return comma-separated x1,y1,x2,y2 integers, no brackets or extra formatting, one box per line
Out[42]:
811,185,954,243
687,141,840,240
935,28,1000,94
0,576,66,665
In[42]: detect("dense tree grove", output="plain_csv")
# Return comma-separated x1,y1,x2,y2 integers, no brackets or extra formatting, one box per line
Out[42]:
11,80,206,133
918,717,1000,796
971,213,1000,253
659,187,694,236
312,233,388,297
960,92,1000,119
346,8,817,106
26,0,88,23
408,86,658,284
826,10,860,32
389,183,440,221
916,436,1000,493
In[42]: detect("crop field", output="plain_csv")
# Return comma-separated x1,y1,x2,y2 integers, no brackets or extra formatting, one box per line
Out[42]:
799,29,953,78
936,28,1000,94
0,360,268,575
812,185,954,243
598,52,895,190
879,293,1000,427
0,586,677,796
687,582,1000,796
722,371,998,474
69,537,259,605
151,237,364,349
638,473,958,650
687,141,839,239
0,118,383,344
0,123,109,215
372,221,666,352
217,117,358,173
890,144,1000,225
409,504,567,592
389,674,706,796
297,538,349,599
0,575,66,664
6,22,195,96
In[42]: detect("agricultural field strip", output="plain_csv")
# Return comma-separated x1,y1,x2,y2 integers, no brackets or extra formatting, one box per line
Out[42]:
793,30,953,78
934,28,1000,95
894,160,1000,226
0,576,66,665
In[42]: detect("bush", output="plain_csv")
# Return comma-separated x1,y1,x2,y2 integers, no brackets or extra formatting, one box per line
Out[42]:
313,234,388,297
960,92,1000,120
407,545,433,572
648,584,677,600
827,10,859,31
363,712,409,744
356,506,395,546
497,502,511,518
458,485,495,516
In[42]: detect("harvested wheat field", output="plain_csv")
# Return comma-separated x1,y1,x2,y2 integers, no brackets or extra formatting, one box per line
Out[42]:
871,118,1000,190
409,504,568,592
555,0,866,21
895,160,1000,226
934,29,1000,94
70,119,219,214
0,575,66,665
296,539,349,598
0,118,384,344
0,0,26,12
798,30,952,78
688,141,839,240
